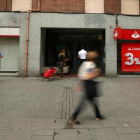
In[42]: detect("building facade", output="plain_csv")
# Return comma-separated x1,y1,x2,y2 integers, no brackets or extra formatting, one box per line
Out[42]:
0,0,140,77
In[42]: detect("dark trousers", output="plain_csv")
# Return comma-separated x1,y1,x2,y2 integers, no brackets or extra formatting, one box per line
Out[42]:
80,59,86,65
72,96,102,119
58,62,63,77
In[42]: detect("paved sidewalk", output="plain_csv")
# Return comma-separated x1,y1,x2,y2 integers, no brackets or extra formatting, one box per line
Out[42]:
0,77,140,140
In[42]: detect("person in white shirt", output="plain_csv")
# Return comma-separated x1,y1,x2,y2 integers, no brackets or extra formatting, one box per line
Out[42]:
68,51,105,125
78,47,87,65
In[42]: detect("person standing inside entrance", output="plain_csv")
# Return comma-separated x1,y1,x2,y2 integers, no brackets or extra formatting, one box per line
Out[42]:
0,51,3,71
78,47,87,65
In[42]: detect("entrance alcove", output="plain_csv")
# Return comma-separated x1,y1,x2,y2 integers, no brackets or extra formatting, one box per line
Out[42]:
40,28,105,76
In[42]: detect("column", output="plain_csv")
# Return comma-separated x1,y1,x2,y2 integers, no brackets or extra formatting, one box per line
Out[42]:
105,29,117,77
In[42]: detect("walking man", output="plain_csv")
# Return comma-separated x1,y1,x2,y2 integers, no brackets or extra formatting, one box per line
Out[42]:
78,47,87,65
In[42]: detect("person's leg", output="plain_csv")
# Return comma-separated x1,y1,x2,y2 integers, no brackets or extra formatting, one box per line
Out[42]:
60,62,63,78
84,80,104,120
79,59,82,65
69,94,85,124
93,98,105,120
87,97,102,119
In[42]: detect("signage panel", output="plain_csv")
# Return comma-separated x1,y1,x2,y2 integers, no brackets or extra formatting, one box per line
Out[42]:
114,28,140,40
122,43,140,72
121,29,140,40
114,27,121,39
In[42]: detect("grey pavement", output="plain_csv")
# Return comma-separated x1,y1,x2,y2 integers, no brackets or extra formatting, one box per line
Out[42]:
0,77,140,140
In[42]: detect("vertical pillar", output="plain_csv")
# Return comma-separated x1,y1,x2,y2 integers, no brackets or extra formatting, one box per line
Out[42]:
19,25,26,77
28,27,41,77
73,42,77,72
105,29,117,77
40,29,46,67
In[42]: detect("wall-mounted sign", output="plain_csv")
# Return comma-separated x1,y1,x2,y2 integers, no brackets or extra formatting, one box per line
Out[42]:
114,27,121,39
121,30,140,40
114,28,140,40
122,43,140,72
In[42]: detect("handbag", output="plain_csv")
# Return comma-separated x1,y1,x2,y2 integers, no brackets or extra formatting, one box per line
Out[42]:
84,80,99,97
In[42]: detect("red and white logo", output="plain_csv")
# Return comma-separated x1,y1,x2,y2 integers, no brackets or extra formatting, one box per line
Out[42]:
114,30,118,37
114,29,140,40
114,27,121,39
132,31,140,38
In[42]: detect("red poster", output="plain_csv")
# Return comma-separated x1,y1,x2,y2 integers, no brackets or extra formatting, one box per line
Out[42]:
122,43,140,72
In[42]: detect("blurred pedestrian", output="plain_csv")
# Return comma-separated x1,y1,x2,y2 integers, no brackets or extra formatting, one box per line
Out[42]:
69,51,105,124
57,50,65,79
78,47,87,65
0,50,3,71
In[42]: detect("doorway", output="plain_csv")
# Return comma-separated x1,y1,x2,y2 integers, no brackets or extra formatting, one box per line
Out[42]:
0,37,19,72
41,28,105,75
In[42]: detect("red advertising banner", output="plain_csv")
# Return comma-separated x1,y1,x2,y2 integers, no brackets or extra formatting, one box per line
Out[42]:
114,28,140,40
121,30,140,40
122,43,140,72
